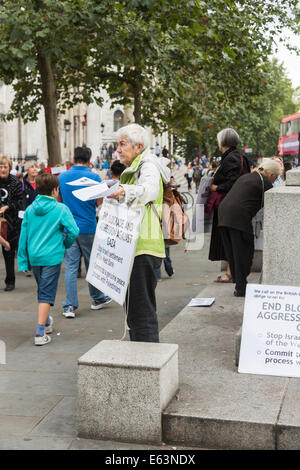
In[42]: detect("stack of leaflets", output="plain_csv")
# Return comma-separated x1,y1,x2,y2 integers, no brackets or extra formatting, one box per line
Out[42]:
68,178,119,201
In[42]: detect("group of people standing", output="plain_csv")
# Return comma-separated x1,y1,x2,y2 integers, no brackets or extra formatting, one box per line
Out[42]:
0,123,287,348
204,128,282,298
1,124,172,347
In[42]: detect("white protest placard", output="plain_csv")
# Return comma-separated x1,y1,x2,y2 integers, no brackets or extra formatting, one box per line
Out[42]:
239,283,300,378
86,199,143,305
51,165,66,175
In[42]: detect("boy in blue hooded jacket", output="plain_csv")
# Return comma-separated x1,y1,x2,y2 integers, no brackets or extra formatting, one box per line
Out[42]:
18,173,79,346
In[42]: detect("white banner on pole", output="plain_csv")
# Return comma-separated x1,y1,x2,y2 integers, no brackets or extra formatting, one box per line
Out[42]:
239,283,300,378
86,199,143,306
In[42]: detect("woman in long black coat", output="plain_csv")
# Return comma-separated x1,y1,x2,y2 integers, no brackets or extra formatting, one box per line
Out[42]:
0,156,23,291
208,128,250,281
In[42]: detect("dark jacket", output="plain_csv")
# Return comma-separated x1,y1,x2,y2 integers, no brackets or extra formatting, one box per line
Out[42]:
218,172,273,234
22,175,38,209
213,147,250,194
0,174,23,242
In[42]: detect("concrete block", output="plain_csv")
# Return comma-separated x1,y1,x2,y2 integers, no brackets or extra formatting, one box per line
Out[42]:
263,185,300,286
286,169,300,186
77,340,178,444
277,379,300,450
163,413,276,450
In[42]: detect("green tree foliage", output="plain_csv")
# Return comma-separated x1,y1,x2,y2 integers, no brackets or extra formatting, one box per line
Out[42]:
0,0,298,164
0,0,104,164
236,60,298,158
176,60,298,161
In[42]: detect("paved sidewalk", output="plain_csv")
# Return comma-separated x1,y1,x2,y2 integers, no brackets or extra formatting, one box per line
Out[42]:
0,167,215,450
3,167,296,451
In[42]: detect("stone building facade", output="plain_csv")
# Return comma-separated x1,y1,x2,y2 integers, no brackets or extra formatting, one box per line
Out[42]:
0,83,169,164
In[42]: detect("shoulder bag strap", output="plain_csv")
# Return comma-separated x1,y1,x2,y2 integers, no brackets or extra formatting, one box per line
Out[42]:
238,153,244,177
149,201,162,228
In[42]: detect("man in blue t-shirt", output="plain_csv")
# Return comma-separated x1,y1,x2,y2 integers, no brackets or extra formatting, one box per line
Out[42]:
58,147,111,318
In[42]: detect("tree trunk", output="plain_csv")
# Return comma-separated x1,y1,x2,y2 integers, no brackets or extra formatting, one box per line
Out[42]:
37,53,62,166
133,86,142,124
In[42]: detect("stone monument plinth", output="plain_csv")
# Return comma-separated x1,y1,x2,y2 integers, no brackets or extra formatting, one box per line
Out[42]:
263,168,300,286
77,340,178,444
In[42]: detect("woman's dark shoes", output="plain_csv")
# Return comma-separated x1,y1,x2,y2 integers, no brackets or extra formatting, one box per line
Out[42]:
234,290,245,297
4,284,15,292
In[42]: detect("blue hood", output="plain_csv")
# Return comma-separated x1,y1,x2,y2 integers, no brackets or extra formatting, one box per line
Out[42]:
31,195,57,216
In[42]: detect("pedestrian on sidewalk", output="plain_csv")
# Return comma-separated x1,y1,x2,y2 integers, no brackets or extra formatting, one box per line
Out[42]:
110,160,126,180
162,145,169,158
108,124,170,343
207,128,250,283
58,146,112,318
17,173,79,346
218,159,281,297
21,160,40,278
186,163,193,190
155,142,161,157
192,164,202,193
0,156,23,292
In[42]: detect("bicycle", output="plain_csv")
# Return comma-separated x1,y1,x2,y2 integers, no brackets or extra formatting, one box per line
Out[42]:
181,191,194,210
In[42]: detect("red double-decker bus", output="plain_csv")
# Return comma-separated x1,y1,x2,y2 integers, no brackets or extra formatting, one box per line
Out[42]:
278,112,300,162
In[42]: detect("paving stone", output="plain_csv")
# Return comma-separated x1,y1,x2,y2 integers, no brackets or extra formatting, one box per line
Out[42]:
30,397,77,438
0,393,62,417
0,370,77,396
0,436,73,450
0,416,41,437
277,379,300,450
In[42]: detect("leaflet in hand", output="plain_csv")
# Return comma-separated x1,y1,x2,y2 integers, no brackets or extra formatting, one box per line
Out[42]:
67,177,100,187
72,181,119,201
187,298,215,307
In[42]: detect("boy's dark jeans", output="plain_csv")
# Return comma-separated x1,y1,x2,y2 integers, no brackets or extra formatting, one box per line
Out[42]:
126,254,161,343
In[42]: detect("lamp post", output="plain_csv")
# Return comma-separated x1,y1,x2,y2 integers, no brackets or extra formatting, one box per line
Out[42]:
64,119,71,148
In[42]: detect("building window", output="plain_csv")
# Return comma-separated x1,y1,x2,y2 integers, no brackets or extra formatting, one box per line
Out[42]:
114,110,124,132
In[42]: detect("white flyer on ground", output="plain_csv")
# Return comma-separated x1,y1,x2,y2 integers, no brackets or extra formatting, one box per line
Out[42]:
72,181,119,201
239,283,300,378
86,199,144,305
188,298,215,307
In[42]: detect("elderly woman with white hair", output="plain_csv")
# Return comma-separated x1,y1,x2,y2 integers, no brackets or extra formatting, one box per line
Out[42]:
108,123,171,343
207,128,251,282
22,160,39,208
218,159,281,297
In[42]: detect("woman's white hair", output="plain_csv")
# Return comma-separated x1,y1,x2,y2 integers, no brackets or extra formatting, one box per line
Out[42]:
258,159,281,177
24,160,39,172
217,128,240,148
116,123,149,149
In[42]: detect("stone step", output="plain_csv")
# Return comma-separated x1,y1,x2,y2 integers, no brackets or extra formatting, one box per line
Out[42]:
160,275,300,450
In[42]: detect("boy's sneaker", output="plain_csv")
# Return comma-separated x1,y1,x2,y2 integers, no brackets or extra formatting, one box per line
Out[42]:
91,297,112,310
62,306,75,318
45,316,54,334
35,334,52,346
